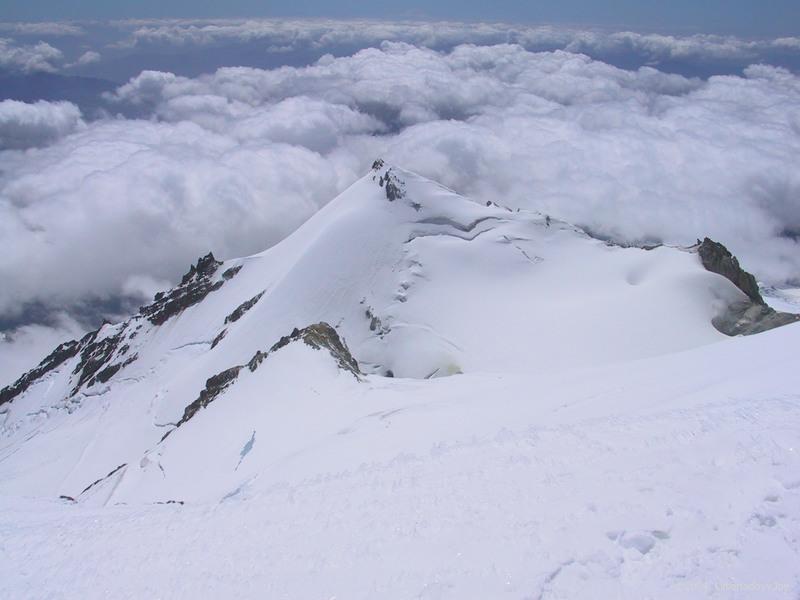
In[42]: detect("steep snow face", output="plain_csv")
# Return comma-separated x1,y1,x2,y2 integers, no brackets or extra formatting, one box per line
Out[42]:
0,163,781,503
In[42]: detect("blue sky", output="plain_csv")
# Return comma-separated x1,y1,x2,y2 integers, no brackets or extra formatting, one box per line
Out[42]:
1,0,798,36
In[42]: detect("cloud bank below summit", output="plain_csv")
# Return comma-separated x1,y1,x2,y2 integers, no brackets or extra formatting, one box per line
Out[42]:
2,19,800,81
1,37,800,383
119,18,800,63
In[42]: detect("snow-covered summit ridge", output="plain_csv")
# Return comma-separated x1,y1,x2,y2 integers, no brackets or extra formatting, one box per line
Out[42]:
0,161,798,504
1,159,797,407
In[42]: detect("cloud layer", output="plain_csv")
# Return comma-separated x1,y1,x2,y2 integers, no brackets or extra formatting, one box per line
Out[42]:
0,99,84,149
3,18,800,80
104,43,800,279
118,18,800,64
1,40,799,383
0,37,63,72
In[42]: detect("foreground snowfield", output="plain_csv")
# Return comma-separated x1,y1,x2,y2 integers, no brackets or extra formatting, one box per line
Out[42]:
1,165,799,598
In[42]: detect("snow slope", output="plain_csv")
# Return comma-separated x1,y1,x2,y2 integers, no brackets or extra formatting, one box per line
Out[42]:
1,163,798,598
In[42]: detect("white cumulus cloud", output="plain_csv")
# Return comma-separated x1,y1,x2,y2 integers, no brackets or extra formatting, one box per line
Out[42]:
66,50,101,68
0,37,63,72
114,18,800,66
0,21,85,37
0,99,84,149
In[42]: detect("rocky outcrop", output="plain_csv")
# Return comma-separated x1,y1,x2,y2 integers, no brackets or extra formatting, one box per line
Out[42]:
224,291,265,324
173,365,243,433
221,265,242,280
140,252,229,326
2,253,236,408
378,168,405,202
1,320,141,406
697,238,763,305
79,463,127,495
71,328,127,393
0,338,82,407
711,301,800,336
265,322,361,375
210,329,227,349
175,323,359,433
696,238,800,336
166,322,361,438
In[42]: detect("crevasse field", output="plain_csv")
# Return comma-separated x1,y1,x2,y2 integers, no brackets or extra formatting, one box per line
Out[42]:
1,164,798,599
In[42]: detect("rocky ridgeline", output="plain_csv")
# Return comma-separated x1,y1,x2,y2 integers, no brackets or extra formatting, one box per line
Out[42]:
372,158,407,203
224,291,265,325
70,327,136,395
697,238,763,305
141,252,238,326
1,252,239,408
696,237,800,335
0,338,81,407
165,323,360,439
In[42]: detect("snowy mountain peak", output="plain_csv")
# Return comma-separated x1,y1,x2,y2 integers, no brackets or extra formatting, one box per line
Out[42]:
1,165,798,506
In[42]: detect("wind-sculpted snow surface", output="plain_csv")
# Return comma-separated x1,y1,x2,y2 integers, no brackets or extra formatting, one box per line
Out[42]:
0,165,799,598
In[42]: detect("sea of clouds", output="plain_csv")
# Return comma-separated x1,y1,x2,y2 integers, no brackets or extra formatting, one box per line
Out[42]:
1,19,799,384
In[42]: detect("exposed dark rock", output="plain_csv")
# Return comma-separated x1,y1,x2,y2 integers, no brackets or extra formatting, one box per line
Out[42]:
364,306,390,337
92,362,124,387
72,328,125,392
378,168,405,202
2,252,235,408
80,463,127,495
696,238,800,336
266,323,361,376
168,323,361,437
172,365,243,433
697,238,764,305
371,158,385,170
712,301,800,336
367,308,380,332
1,320,139,406
384,171,405,202
140,252,227,326
181,252,220,285
222,265,242,280
59,495,77,503
224,291,265,324
246,350,269,372
0,338,82,407
94,353,137,385
210,329,227,349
